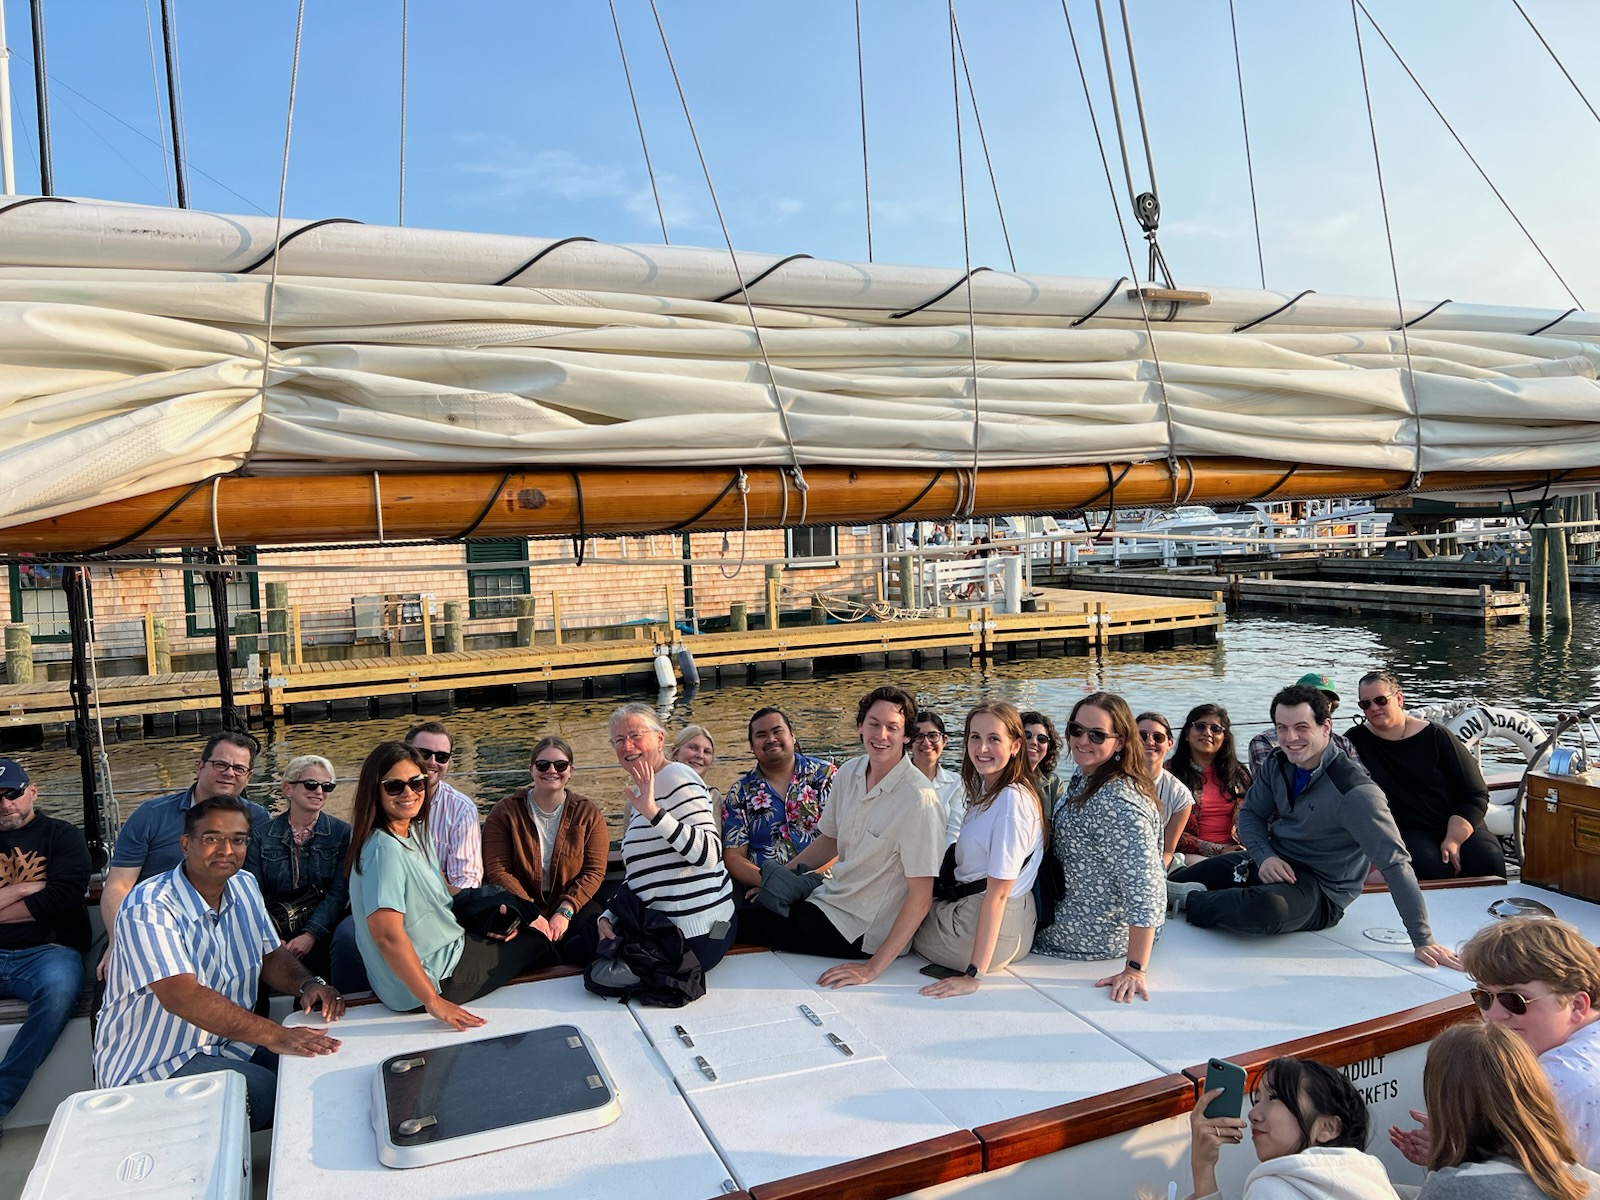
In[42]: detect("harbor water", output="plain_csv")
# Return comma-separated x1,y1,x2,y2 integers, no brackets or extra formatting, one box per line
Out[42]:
21,597,1600,840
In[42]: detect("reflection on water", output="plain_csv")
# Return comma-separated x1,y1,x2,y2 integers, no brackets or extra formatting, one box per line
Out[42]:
20,597,1600,836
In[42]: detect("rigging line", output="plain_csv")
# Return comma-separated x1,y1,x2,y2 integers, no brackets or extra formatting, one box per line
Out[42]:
1071,275,1128,326
1114,0,1159,202
1354,0,1583,310
1227,0,1265,289
949,2,982,518
398,0,408,226
855,0,873,262
1061,0,1181,491
1090,0,1140,212
951,9,1016,272
610,0,670,245
157,0,186,207
1350,0,1423,493
141,0,174,206
646,0,807,499
1512,0,1600,129
42,92,171,199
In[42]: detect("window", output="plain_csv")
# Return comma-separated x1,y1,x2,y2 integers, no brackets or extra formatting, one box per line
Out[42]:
785,527,838,568
466,540,529,619
8,563,73,642
183,550,261,637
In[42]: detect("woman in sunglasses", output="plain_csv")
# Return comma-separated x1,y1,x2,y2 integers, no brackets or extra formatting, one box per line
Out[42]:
1415,1021,1599,1200
1171,703,1251,860
345,741,553,1030
482,736,609,962
1020,711,1066,822
245,755,351,980
1135,712,1193,870
1033,692,1166,1002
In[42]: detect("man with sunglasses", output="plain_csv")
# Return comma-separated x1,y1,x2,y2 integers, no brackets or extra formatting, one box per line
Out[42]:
95,795,343,1132
98,732,270,980
1391,916,1600,1169
1246,672,1362,773
405,721,482,894
0,758,90,1141
1346,669,1505,880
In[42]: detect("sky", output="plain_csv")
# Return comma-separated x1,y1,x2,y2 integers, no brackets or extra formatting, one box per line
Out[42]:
4,0,1599,311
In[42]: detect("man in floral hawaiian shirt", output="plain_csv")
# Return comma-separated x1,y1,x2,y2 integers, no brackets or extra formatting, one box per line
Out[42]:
722,708,837,896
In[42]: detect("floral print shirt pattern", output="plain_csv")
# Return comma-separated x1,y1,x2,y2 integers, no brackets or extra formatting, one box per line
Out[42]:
721,753,837,868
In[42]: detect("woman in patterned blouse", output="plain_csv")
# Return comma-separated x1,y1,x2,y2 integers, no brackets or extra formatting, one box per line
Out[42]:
1032,691,1166,1003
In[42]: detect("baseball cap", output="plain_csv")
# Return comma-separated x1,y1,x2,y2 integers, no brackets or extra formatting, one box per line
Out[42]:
1295,672,1339,703
0,759,30,790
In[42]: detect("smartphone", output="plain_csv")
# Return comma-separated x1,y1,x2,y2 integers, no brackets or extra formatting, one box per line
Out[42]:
491,908,521,936
919,963,964,980
1203,1058,1247,1119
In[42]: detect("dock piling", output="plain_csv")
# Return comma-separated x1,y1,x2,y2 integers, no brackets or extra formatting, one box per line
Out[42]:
5,623,32,684
442,600,464,653
266,582,289,661
514,595,536,647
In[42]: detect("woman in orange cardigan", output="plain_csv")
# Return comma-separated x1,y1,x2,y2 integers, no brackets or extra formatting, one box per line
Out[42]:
482,735,610,962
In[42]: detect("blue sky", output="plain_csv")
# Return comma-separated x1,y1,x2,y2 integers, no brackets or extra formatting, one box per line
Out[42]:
5,0,1599,310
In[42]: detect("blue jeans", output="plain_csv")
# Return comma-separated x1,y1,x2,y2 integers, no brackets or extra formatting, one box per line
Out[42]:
328,915,371,996
172,1044,279,1132
0,944,83,1123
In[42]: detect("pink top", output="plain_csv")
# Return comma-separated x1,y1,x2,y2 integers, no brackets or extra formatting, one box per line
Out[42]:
1191,767,1239,845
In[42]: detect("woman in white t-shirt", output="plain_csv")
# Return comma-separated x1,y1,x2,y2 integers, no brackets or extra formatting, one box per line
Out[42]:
913,701,1045,996
1136,711,1195,870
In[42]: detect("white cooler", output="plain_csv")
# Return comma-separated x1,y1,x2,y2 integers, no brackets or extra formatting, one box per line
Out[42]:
22,1071,249,1198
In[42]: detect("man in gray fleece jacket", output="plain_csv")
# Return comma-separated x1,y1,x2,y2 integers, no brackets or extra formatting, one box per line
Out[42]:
1177,683,1462,970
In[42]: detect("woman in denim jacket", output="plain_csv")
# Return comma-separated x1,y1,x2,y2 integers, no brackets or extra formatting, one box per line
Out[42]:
246,754,352,978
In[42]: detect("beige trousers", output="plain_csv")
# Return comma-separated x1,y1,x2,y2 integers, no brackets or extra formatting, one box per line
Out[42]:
912,887,1037,972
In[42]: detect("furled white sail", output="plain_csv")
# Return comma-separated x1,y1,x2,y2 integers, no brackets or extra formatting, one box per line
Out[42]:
0,196,1598,531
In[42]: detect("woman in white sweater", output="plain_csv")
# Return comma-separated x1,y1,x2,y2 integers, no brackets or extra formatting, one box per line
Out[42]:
1189,1056,1398,1200
598,703,737,971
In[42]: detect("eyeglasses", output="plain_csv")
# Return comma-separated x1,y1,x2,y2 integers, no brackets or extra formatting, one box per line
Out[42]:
911,732,944,744
1066,722,1114,745
533,759,572,774
1023,732,1052,745
409,746,452,764
203,759,252,776
289,779,337,793
196,833,250,850
1470,988,1564,1016
380,775,428,797
1191,722,1227,736
1138,731,1171,744
611,731,659,747
1357,694,1394,711
0,788,26,802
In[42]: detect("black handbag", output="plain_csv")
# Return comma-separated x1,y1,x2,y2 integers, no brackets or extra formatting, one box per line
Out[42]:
266,884,324,939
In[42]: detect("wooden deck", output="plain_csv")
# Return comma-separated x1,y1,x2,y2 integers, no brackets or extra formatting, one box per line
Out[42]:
0,590,1221,731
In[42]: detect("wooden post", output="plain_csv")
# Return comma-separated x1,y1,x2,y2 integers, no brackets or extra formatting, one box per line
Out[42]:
765,578,780,631
514,595,536,647
551,592,564,645
897,553,915,607
265,581,289,660
4,624,32,685
143,611,157,674
261,650,280,728
664,585,676,633
235,612,260,664
729,602,747,632
1529,525,1549,628
289,605,303,665
151,615,171,674
443,600,464,653
1550,520,1573,629
811,595,826,625
420,601,434,655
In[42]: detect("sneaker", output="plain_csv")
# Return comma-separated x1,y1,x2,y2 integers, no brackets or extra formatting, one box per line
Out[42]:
1167,880,1206,913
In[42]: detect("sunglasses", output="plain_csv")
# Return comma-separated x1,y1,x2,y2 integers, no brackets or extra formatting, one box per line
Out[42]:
1023,732,1053,744
409,747,452,764
1138,731,1171,744
1357,694,1394,711
1470,988,1563,1016
381,775,427,797
1066,721,1114,745
0,787,26,802
290,779,337,793
1191,722,1227,736
534,759,572,774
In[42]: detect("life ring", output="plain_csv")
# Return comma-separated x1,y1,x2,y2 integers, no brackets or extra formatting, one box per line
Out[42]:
1444,704,1547,765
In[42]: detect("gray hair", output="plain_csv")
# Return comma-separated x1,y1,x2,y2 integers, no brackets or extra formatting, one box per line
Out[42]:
283,754,335,784
609,702,665,735
671,724,714,755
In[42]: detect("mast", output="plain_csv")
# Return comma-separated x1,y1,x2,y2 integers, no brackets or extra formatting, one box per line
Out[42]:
27,0,50,195
158,0,188,208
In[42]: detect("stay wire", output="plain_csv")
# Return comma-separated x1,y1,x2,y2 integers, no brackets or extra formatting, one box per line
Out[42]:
398,0,408,226
141,0,174,206
1354,0,1582,310
949,2,982,517
1114,0,1159,202
951,9,1016,272
855,0,873,262
1227,0,1265,289
612,0,670,245
1060,0,1181,493
1349,0,1423,492
646,0,806,517
1091,0,1140,212
1512,0,1600,130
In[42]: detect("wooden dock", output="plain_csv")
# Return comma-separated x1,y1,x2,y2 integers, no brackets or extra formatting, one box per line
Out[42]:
1046,569,1528,624
0,590,1221,733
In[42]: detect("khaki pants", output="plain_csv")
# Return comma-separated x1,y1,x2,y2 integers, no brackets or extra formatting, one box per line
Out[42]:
912,888,1037,972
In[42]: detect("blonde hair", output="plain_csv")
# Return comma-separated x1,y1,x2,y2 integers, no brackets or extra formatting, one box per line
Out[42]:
1425,1022,1589,1200
283,755,335,784
671,725,714,758
1461,916,1600,1004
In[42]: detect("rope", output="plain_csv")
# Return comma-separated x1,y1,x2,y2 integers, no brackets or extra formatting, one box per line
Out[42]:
1071,275,1128,326
372,472,385,543
710,253,813,304
1092,0,1141,213
717,469,751,580
0,195,73,217
855,0,873,262
1233,289,1315,333
889,267,994,320
493,236,597,287
879,470,946,524
142,0,174,206
1354,0,1582,310
609,0,669,244
1350,0,1424,492
1114,0,1160,204
1512,0,1600,130
940,4,979,521
210,478,224,549
84,478,210,556
1400,298,1451,330
443,470,512,542
951,7,1016,272
570,470,586,566
398,0,408,225
1530,307,1578,337
238,217,360,275
1227,0,1265,289
647,0,808,498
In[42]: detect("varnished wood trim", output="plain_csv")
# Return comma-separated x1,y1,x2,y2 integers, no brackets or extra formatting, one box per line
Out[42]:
974,1073,1197,1170
748,1131,983,1200
1361,874,1504,894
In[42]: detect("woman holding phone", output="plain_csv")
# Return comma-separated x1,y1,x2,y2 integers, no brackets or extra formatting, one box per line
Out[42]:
346,741,556,1030
913,702,1044,997
1189,1056,1399,1199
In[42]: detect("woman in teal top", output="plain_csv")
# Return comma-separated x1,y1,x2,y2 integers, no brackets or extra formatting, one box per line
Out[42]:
345,741,553,1030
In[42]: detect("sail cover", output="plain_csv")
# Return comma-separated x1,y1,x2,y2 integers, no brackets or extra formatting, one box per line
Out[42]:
1,196,1598,531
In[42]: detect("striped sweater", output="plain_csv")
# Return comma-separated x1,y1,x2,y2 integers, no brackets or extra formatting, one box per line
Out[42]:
616,761,734,939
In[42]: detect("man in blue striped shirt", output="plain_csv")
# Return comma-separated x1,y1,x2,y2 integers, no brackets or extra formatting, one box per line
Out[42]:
94,796,344,1130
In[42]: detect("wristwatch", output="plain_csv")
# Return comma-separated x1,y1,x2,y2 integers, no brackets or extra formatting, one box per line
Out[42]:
1125,958,1144,972
556,905,576,920
964,963,981,979
297,975,328,996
